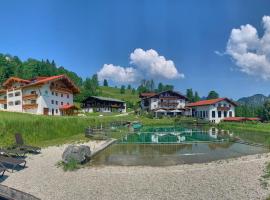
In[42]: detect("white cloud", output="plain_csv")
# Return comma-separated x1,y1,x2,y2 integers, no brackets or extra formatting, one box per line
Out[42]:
226,16,270,80
97,48,184,84
130,48,184,79
97,64,137,83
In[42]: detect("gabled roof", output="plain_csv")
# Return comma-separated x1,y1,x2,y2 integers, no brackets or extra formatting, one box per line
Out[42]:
139,92,157,98
86,96,125,103
143,90,188,100
3,75,80,94
3,77,30,87
186,98,237,107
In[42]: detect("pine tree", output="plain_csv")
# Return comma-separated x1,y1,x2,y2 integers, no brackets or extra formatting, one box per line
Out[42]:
103,79,108,87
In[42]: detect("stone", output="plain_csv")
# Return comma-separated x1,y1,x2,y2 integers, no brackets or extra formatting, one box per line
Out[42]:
62,145,91,164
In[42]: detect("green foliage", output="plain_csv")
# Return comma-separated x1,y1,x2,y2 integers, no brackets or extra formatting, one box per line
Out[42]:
0,54,83,87
120,85,125,94
62,159,79,171
186,89,194,102
131,88,136,95
194,91,200,102
260,100,270,121
207,90,219,100
235,105,263,118
103,79,108,87
127,84,131,90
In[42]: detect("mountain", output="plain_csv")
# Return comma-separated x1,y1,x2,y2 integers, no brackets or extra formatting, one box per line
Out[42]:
237,94,269,107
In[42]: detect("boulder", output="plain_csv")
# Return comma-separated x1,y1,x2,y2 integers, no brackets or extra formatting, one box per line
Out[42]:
62,145,91,163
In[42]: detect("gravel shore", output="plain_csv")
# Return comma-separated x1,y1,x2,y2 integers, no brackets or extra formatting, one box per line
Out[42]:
1,141,270,200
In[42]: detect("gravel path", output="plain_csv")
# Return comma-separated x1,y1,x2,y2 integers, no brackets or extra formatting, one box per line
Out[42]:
1,141,270,200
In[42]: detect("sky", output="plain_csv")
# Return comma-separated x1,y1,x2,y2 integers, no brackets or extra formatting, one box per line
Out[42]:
0,0,270,99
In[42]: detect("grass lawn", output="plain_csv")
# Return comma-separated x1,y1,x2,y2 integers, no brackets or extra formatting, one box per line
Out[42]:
99,86,139,105
0,111,178,147
218,122,270,133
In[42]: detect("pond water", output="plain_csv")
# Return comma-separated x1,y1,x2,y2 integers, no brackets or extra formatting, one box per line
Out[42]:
91,126,269,166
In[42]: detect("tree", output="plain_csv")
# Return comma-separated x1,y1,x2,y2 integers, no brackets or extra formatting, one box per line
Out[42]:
127,84,131,90
103,79,108,87
131,88,136,94
157,82,163,92
120,85,125,94
207,91,219,100
194,91,200,102
186,89,194,102
261,100,270,121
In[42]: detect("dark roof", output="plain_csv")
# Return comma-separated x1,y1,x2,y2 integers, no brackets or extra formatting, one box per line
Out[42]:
142,90,188,100
88,96,125,103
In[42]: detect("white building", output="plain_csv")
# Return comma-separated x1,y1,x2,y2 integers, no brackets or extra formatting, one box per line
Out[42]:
186,98,237,123
140,90,188,117
0,75,79,115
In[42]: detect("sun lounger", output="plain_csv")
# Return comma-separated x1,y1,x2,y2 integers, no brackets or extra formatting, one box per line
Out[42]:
0,148,27,157
0,155,26,172
14,133,41,153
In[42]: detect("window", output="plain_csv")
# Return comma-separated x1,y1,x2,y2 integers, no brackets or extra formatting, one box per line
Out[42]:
8,101,13,106
212,111,216,118
67,94,69,98
55,92,58,96
229,111,233,117
8,93,13,98
206,111,208,118
51,100,54,104
67,102,69,105
218,111,222,118
31,100,36,104
15,92,20,96
15,100,21,105
224,111,227,117
52,92,54,95
61,93,63,97
56,101,58,105
30,91,36,94
45,90,48,95
55,109,58,114
61,102,63,105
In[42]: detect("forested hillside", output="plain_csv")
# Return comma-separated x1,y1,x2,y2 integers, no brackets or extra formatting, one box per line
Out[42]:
0,54,83,87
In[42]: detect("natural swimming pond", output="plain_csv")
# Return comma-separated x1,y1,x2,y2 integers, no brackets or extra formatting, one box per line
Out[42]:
91,126,269,166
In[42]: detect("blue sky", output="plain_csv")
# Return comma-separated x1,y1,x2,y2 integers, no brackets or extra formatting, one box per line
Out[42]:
0,0,270,99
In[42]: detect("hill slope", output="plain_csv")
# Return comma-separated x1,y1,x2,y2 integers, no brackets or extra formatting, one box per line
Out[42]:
99,86,140,105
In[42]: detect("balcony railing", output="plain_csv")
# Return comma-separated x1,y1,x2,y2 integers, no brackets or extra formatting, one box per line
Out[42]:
217,106,230,111
0,99,7,104
22,94,38,100
50,85,72,93
22,103,38,110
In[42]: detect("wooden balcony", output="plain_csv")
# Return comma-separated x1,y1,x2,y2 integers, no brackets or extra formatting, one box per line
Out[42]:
23,94,38,100
217,106,230,111
158,102,178,107
0,99,7,104
50,85,72,94
22,103,38,110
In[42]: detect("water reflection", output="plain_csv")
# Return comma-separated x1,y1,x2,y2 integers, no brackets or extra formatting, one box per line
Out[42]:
119,127,232,144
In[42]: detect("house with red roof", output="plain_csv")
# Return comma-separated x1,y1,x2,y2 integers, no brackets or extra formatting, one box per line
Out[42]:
186,98,238,123
139,90,188,117
0,75,79,115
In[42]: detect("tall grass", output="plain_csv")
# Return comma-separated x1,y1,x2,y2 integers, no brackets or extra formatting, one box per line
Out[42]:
0,112,179,147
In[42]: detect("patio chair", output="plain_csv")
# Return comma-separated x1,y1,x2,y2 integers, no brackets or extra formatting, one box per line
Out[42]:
0,148,27,157
0,162,7,177
0,155,26,172
14,133,41,153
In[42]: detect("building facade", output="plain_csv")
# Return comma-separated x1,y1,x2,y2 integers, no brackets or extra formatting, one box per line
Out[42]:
140,90,188,117
81,96,126,113
186,98,237,123
0,75,79,115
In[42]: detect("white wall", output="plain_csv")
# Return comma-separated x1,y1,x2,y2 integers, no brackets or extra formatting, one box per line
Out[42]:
6,89,23,112
191,100,235,123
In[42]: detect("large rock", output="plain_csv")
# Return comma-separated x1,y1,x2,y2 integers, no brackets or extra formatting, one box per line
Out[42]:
62,145,91,163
